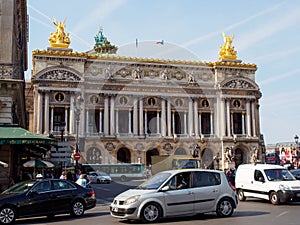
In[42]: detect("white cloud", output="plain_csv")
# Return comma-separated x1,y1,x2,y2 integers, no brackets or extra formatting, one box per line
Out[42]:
182,1,285,48
237,5,300,52
259,68,300,86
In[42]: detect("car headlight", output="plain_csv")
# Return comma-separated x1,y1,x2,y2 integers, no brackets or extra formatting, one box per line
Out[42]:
279,184,290,191
124,195,141,205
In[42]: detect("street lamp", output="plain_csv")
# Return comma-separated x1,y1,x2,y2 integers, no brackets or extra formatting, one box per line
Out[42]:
294,135,299,160
60,121,66,142
74,95,84,167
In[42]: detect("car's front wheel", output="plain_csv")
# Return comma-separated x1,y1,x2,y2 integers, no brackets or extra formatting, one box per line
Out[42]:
216,198,234,217
140,202,162,223
0,206,16,224
70,200,85,217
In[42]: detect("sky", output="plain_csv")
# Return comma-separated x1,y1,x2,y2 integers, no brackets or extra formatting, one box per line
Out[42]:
26,0,300,145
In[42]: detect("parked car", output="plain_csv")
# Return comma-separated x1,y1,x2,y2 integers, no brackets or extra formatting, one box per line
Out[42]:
290,169,300,180
110,169,238,223
0,178,96,224
235,164,300,205
89,171,112,184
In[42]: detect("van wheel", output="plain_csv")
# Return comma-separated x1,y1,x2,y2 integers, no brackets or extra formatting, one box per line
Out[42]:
216,198,234,217
238,189,246,201
270,192,280,205
140,202,161,223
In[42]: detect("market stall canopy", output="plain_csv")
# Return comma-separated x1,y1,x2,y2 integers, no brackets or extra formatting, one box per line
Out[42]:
23,159,55,168
0,127,57,146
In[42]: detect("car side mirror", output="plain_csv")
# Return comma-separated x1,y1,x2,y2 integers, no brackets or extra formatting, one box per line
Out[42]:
28,190,38,196
258,177,265,182
160,186,170,192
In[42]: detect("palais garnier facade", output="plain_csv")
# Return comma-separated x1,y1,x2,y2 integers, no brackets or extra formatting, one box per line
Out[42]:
26,22,264,170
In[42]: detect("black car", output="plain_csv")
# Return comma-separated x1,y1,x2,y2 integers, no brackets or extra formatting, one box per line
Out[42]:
0,178,96,224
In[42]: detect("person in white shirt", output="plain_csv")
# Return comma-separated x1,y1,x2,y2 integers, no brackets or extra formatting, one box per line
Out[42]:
76,174,89,187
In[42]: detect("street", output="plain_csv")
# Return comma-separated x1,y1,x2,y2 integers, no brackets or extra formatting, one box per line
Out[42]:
13,179,300,225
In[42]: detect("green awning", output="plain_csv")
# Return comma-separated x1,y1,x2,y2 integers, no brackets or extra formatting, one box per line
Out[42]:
0,127,57,146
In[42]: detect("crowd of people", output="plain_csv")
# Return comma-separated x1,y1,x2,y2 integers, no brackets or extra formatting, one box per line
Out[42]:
18,169,91,188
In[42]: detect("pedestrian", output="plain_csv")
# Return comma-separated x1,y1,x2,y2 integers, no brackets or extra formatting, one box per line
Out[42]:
76,174,88,187
59,171,66,179
36,173,43,180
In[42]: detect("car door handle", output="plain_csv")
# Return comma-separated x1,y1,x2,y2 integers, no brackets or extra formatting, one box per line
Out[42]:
212,189,218,193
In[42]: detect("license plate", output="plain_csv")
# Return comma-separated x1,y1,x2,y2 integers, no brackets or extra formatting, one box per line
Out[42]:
112,207,118,212
297,193,300,197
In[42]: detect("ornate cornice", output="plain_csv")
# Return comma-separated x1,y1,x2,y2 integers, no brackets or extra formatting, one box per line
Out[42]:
32,49,257,69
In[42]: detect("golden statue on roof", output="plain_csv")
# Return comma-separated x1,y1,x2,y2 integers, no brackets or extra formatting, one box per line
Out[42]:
219,31,237,60
49,18,71,48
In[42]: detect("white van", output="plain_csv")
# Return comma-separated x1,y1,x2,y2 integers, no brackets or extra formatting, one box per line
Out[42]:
235,164,300,205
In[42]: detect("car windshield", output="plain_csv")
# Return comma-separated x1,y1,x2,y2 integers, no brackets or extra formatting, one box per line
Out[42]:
136,172,171,190
98,172,109,176
264,169,295,181
2,180,36,194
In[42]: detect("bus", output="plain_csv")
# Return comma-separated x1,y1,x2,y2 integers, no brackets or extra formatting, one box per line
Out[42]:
82,163,146,181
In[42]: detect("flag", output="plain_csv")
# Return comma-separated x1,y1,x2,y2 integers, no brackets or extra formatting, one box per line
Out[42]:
156,40,164,45
136,38,138,48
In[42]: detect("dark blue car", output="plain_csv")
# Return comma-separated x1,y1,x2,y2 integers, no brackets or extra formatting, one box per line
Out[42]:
0,178,96,224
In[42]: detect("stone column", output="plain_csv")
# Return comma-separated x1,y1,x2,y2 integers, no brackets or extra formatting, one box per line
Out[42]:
157,110,160,134
50,105,54,133
44,92,49,135
220,98,226,137
104,96,109,136
33,90,38,133
242,112,245,135
161,99,166,137
99,108,103,134
144,110,148,135
128,109,132,134
188,99,194,136
198,112,202,135
116,109,119,135
184,111,187,135
246,100,251,136
86,108,89,135
194,100,199,136
172,110,175,135
37,91,43,134
64,106,68,134
139,98,144,136
210,111,214,135
110,96,115,135
226,99,231,136
69,95,75,134
251,101,257,137
133,97,138,135
167,100,171,137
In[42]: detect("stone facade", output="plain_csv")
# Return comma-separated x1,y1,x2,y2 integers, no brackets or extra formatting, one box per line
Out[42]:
29,33,264,169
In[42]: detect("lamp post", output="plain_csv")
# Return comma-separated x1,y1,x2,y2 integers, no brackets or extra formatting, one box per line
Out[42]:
60,121,66,142
59,121,66,170
74,95,84,167
294,135,299,164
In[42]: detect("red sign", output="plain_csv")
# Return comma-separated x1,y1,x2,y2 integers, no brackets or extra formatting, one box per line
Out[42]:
74,153,80,161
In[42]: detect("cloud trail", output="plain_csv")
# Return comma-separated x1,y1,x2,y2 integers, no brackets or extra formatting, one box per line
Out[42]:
182,1,286,48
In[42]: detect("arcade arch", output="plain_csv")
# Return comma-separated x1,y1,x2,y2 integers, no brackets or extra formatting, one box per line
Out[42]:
117,147,131,163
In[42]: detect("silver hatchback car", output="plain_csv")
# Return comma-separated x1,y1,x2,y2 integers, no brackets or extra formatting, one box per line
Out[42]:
110,169,238,223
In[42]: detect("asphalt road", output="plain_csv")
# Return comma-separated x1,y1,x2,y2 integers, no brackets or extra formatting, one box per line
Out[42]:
13,180,300,225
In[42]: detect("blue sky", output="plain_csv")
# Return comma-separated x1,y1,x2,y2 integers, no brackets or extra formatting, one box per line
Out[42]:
26,0,300,145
